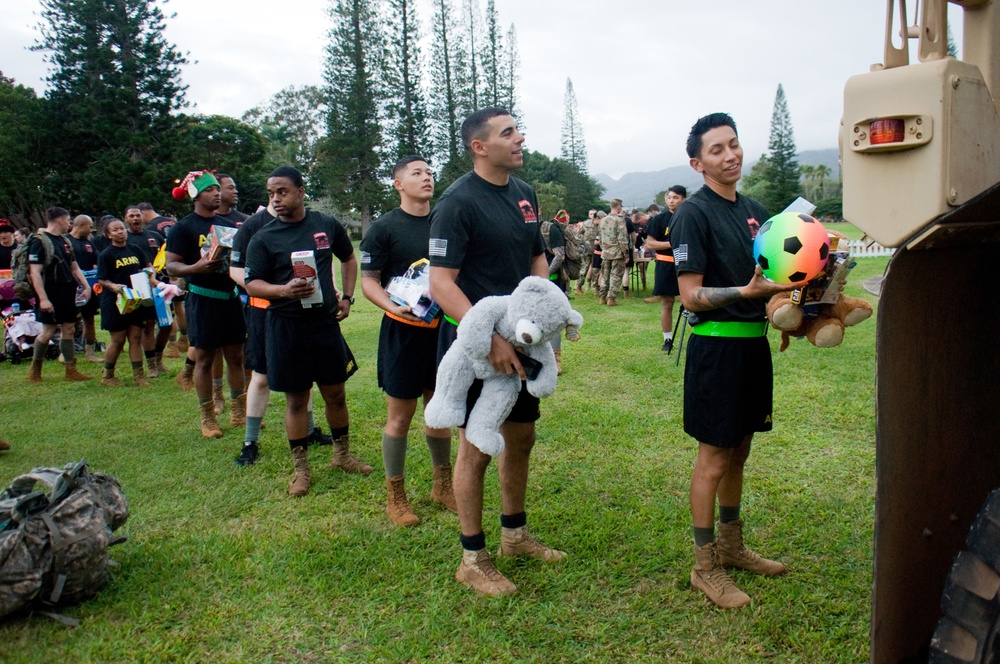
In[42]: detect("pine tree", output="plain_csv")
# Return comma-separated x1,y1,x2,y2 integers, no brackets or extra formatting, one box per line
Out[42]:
560,78,588,172
32,0,188,211
501,24,522,121
481,0,504,107
317,0,388,235
743,84,800,214
459,0,483,112
429,0,468,185
383,0,432,161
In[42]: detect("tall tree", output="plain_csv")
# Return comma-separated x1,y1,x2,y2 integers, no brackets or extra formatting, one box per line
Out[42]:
481,0,504,107
501,24,522,120
560,78,588,172
242,85,328,173
383,0,432,161
32,0,188,211
316,0,388,235
459,0,483,112
742,84,800,214
0,77,51,222
429,0,468,186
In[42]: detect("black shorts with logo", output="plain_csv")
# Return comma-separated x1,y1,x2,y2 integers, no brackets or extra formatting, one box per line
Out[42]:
437,321,540,425
683,333,773,448
266,312,357,393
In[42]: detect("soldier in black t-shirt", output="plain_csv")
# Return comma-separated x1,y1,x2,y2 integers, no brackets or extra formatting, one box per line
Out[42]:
671,113,801,609
216,174,249,226
96,218,157,387
26,206,94,383
124,205,171,377
165,170,247,439
138,202,176,237
644,184,687,352
428,108,561,597
360,155,455,526
0,220,18,315
68,215,102,362
245,166,369,497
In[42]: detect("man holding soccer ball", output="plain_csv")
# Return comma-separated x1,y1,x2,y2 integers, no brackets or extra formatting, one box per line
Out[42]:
670,112,802,609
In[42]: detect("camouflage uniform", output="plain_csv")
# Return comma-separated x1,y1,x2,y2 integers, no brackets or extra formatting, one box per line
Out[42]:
598,213,628,302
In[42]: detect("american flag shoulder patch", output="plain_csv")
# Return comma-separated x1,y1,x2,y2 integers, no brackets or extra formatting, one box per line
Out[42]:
428,238,447,257
673,244,688,263
359,251,371,264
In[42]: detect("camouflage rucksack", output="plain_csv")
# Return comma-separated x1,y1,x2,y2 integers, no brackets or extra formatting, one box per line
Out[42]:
11,231,57,301
540,220,586,280
0,460,129,624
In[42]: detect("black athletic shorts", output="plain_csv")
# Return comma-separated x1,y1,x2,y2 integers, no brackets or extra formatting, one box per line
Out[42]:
437,321,541,425
244,303,268,373
683,333,773,448
652,260,680,297
591,253,602,270
378,315,439,399
78,292,100,317
100,296,147,332
186,292,246,351
266,312,357,393
36,284,79,325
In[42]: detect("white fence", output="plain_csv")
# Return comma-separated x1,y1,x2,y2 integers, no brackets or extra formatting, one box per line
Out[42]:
845,239,894,258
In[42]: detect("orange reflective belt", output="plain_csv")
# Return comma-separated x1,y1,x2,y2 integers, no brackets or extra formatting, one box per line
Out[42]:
655,254,674,263
385,311,440,329
248,297,270,309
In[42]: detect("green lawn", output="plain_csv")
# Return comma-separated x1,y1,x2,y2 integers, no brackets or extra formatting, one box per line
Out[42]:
0,257,886,663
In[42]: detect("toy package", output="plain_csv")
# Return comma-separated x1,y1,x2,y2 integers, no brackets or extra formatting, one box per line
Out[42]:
201,225,238,261
290,250,324,308
789,235,857,316
386,259,440,324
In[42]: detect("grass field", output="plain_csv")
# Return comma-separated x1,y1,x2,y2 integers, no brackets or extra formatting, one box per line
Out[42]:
0,253,887,663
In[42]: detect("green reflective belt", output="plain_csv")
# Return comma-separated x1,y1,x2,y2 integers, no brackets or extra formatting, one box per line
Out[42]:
188,283,238,300
690,320,767,338
443,314,459,327
548,273,559,281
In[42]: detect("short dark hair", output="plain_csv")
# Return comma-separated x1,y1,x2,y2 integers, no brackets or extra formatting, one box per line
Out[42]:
268,166,304,188
137,202,154,212
646,204,660,213
392,155,429,179
46,206,69,222
124,204,140,215
216,173,232,183
686,112,737,159
102,217,124,237
668,184,688,198
461,107,511,155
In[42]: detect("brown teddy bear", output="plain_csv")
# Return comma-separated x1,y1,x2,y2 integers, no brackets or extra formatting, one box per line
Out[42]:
766,292,873,352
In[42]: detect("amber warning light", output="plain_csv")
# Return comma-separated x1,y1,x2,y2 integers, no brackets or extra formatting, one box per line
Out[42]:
869,118,906,145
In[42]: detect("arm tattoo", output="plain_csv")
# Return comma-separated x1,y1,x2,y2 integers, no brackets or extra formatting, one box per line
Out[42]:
361,269,380,280
694,286,743,309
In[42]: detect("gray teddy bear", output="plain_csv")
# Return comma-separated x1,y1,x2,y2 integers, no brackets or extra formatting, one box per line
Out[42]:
425,276,584,456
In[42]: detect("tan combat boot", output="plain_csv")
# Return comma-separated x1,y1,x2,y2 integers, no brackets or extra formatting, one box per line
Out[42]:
455,548,516,596
84,343,103,363
27,359,43,384
607,298,618,307
175,362,194,390
199,401,223,439
213,383,225,415
132,365,151,388
716,519,786,576
177,334,189,352
100,367,123,387
553,349,563,376
230,393,247,427
497,526,567,562
163,340,181,358
146,356,160,379
330,435,373,475
64,361,92,382
431,463,458,513
598,295,607,305
691,541,751,609
386,475,420,526
288,446,311,497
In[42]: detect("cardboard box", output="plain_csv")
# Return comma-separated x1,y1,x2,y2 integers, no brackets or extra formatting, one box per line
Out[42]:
116,287,142,314
290,250,325,308
201,225,238,261
129,271,154,306
152,292,173,327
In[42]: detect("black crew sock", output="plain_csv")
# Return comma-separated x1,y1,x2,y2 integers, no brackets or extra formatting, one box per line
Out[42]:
500,512,527,529
719,505,741,524
288,437,309,451
693,527,715,547
460,532,486,552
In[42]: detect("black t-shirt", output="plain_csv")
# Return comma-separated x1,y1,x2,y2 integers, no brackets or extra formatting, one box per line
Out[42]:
544,222,565,266
428,172,544,306
217,209,249,226
359,208,431,288
0,243,14,270
97,243,148,294
92,235,110,255
28,231,75,285
67,235,98,271
166,212,238,292
230,209,276,270
244,211,354,318
645,210,673,258
149,215,176,237
126,228,164,266
670,187,769,323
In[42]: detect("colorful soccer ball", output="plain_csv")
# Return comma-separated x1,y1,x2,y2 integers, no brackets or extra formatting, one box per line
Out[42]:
753,212,830,283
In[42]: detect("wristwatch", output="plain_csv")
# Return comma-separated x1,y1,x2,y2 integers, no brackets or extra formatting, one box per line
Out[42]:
344,295,355,305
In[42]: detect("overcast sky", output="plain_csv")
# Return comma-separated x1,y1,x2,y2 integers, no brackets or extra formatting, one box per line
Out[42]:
0,0,967,180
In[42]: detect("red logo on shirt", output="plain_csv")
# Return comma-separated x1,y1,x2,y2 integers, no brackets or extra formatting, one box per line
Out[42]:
518,200,537,223
313,232,330,250
747,217,761,239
